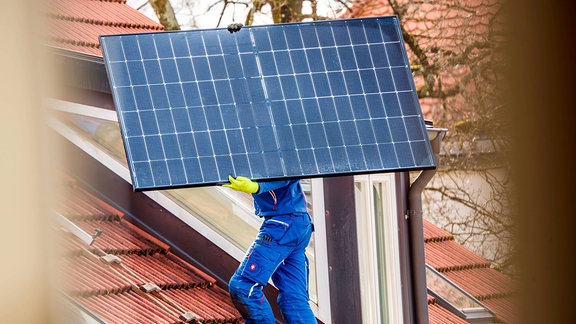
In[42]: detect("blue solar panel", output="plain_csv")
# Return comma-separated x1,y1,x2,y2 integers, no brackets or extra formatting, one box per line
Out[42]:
100,16,435,190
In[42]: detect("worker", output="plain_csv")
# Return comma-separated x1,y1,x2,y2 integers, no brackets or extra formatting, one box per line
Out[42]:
223,175,316,323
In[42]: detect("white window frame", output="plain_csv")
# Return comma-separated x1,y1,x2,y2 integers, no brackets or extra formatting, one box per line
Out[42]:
309,178,332,323
354,174,404,324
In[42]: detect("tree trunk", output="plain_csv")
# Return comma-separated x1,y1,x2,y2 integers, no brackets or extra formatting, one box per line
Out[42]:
148,0,180,30
269,0,304,23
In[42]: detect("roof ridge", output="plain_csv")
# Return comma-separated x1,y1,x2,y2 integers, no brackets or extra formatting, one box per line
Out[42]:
90,0,127,3
94,247,166,256
65,214,121,222
435,262,491,273
71,285,132,298
476,291,516,301
424,235,454,243
93,252,216,290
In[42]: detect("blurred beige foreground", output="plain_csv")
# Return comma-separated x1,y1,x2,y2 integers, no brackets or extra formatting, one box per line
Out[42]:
0,1,53,323
0,1,573,324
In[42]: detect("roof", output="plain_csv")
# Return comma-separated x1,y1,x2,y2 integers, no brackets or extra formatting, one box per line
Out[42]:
55,178,242,323
343,0,498,48
424,220,516,323
45,0,163,56
53,174,514,324
427,295,467,324
342,0,501,122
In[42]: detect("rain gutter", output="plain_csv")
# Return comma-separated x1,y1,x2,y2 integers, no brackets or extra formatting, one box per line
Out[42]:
408,126,447,323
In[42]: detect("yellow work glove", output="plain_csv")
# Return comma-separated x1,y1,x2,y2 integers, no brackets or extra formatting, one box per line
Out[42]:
222,175,259,194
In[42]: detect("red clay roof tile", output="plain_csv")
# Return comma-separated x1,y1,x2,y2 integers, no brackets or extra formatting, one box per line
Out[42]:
442,267,514,299
427,296,468,323
77,291,178,323
56,177,242,323
61,250,132,296
69,217,168,254
481,296,516,324
119,254,215,289
55,185,121,218
424,220,516,323
425,239,491,271
423,220,454,242
164,288,244,321
46,0,163,57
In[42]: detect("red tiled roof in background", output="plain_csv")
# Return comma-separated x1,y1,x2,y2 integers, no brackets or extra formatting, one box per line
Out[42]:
342,0,500,121
55,178,242,323
423,220,516,324
45,0,163,56
344,0,498,50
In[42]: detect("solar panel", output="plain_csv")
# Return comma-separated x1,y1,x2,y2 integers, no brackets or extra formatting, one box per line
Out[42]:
100,16,435,191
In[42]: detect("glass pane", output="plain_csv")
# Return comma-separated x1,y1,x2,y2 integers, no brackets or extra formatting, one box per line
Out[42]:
426,265,485,309
354,179,379,323
57,111,260,246
373,182,391,322
301,179,318,303
167,188,258,248
60,113,127,161
355,175,402,323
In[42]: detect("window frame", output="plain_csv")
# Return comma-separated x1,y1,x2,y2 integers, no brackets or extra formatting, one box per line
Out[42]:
354,173,404,324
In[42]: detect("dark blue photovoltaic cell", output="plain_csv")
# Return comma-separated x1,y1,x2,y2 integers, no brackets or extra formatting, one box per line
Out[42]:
100,16,435,190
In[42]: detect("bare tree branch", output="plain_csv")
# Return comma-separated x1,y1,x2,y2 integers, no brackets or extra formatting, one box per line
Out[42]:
216,0,229,27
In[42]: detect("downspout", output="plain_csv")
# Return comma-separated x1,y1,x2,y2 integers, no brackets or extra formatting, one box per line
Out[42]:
408,127,447,324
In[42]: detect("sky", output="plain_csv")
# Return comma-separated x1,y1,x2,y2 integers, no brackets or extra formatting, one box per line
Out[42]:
126,0,344,30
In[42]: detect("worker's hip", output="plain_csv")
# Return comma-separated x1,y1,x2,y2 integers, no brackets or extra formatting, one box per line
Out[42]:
235,214,312,286
260,213,313,247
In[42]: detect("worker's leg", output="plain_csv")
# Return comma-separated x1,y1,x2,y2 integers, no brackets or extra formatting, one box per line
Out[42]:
229,239,280,324
228,275,274,324
272,214,316,323
229,214,301,323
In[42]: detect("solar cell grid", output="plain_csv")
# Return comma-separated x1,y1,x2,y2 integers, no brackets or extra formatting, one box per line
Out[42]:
100,16,435,190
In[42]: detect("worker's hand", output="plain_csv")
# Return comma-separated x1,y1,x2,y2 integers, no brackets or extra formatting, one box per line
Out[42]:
223,175,259,194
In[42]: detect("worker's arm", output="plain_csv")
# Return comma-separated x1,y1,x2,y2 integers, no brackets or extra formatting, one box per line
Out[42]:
223,176,294,194
256,180,294,193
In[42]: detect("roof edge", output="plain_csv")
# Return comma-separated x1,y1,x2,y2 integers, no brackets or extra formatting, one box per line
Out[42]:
48,13,163,31
49,46,104,64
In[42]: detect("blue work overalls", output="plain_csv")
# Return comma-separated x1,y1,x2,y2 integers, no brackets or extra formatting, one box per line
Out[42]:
228,180,316,323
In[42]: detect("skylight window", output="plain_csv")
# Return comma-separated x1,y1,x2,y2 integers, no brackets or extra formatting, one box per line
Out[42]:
426,264,495,322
